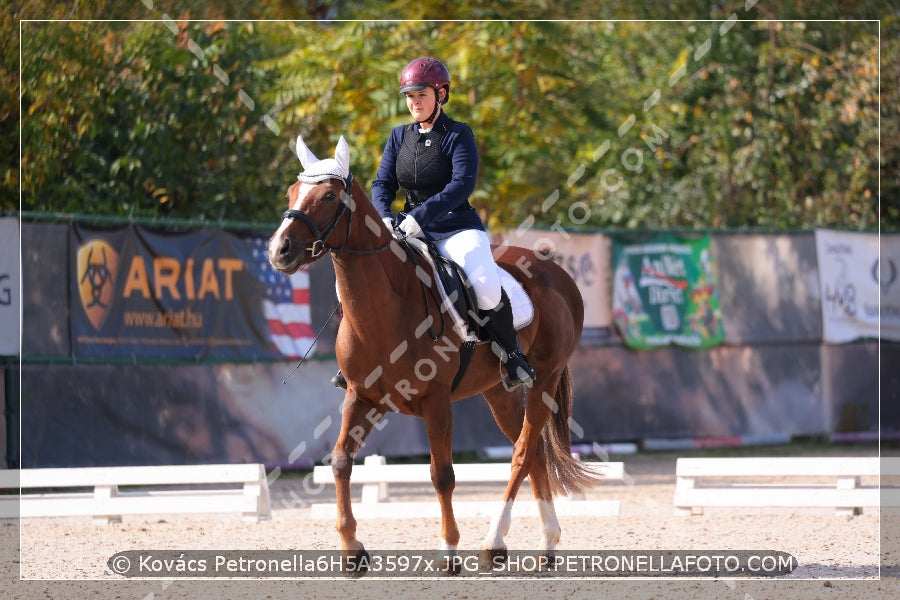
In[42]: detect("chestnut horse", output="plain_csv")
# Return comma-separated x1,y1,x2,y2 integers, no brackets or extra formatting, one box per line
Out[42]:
268,135,599,561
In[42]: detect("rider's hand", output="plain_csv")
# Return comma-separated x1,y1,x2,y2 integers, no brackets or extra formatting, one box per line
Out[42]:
398,214,422,238
382,217,394,232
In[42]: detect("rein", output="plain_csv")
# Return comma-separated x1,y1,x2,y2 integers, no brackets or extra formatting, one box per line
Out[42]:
281,300,343,384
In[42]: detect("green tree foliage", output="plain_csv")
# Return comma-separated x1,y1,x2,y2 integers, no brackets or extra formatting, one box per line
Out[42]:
265,18,888,230
20,19,287,222
642,20,881,229
4,0,318,216
7,1,896,230
882,12,900,226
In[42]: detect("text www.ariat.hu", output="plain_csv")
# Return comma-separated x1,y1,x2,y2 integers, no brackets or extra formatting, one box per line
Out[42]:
123,308,203,329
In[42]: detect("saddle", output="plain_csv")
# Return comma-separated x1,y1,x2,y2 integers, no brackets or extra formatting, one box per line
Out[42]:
400,237,534,391
402,237,488,343
429,245,491,340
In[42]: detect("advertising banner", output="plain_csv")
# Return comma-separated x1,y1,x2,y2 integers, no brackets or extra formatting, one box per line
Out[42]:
611,233,725,350
815,229,900,343
70,224,314,360
0,217,19,355
495,229,613,342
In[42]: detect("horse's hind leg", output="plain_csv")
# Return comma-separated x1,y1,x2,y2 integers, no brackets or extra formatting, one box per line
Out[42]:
480,378,561,554
479,385,523,554
525,444,561,553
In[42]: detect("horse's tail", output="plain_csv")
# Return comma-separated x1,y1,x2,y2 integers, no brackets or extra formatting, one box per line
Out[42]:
542,364,604,497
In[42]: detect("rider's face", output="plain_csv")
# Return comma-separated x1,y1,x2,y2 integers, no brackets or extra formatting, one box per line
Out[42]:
405,88,439,122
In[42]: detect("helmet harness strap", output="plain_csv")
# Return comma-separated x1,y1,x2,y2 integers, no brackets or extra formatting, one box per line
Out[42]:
416,86,444,127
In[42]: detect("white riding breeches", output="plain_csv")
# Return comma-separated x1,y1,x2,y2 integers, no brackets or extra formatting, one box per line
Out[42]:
434,229,502,310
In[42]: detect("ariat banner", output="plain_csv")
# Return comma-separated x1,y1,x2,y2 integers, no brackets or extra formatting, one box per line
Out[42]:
70,224,305,360
611,233,725,350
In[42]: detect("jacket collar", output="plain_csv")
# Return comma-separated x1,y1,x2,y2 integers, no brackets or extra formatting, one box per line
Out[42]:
414,110,452,134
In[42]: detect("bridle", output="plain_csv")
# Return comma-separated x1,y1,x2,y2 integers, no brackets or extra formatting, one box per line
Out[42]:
280,170,443,340
281,172,391,259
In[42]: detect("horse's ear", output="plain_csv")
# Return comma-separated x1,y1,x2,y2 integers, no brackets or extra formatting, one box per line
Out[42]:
296,135,319,169
334,136,350,178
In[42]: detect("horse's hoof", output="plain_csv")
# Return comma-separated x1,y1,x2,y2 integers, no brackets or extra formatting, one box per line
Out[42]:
343,548,370,577
539,552,556,571
444,557,461,576
479,547,507,571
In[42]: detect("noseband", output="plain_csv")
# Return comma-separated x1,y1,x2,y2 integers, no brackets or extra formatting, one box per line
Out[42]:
281,172,390,259
281,173,355,259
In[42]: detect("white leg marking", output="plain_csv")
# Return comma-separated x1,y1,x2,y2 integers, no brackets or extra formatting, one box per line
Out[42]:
537,499,561,552
482,500,513,550
439,539,457,552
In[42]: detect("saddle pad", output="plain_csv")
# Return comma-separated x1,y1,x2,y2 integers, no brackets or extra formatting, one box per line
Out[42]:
500,268,534,332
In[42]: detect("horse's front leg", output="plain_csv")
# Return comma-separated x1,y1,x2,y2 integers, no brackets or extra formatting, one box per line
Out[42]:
331,393,382,563
422,398,460,554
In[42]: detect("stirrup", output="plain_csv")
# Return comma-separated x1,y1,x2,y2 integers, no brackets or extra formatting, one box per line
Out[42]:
500,352,536,391
331,370,347,390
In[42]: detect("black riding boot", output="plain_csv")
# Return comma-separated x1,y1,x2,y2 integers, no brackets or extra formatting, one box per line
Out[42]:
331,370,347,390
485,290,536,389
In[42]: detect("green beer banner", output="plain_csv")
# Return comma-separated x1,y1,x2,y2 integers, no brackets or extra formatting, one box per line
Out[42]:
611,233,724,350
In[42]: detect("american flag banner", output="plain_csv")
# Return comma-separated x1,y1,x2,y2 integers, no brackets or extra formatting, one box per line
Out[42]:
249,236,316,359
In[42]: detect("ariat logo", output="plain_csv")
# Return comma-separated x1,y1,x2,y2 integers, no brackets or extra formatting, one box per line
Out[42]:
77,239,119,330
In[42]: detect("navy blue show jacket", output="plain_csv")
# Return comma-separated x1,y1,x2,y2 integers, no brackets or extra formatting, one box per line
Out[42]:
371,112,486,241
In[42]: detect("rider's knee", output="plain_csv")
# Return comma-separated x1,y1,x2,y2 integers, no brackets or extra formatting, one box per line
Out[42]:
473,278,502,310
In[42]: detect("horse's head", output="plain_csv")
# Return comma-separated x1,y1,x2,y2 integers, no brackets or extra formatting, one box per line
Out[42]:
268,135,355,273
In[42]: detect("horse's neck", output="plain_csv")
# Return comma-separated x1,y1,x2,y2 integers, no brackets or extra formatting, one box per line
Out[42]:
332,186,409,321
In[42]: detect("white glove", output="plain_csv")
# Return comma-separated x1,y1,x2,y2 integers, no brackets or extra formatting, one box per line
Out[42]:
398,214,422,238
382,217,394,232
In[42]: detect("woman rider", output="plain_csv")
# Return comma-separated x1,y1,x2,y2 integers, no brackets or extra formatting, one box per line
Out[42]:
332,57,536,391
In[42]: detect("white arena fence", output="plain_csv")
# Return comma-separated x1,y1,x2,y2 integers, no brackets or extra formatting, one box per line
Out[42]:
672,456,895,516
310,454,626,519
3,455,896,524
0,464,270,523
